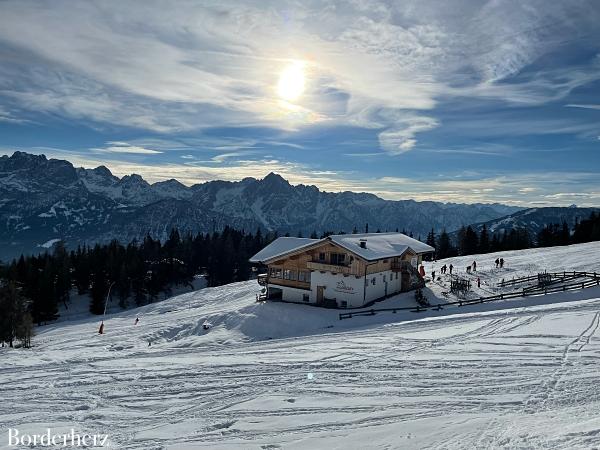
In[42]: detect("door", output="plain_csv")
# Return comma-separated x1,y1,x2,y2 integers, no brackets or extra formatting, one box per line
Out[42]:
316,286,325,304
401,272,410,292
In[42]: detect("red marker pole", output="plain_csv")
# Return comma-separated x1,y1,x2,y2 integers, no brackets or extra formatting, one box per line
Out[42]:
98,281,115,334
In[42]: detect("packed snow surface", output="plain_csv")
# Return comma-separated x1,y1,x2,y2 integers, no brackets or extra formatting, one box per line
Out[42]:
2,242,600,449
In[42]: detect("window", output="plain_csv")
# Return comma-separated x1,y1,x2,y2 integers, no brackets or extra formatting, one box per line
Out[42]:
340,300,348,308
283,269,297,280
395,272,399,280
372,277,376,285
331,253,346,265
318,252,326,262
270,268,282,278
299,271,310,282
303,294,309,302
383,259,388,263
383,275,386,282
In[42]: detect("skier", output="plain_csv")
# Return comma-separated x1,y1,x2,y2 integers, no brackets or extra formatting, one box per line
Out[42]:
495,258,499,268
472,261,477,272
449,264,453,275
500,258,505,268
477,277,481,288
419,264,425,277
135,317,139,325
431,270,436,281
441,264,447,274
98,321,104,335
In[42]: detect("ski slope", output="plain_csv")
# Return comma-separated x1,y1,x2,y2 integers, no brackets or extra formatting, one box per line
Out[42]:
2,242,600,449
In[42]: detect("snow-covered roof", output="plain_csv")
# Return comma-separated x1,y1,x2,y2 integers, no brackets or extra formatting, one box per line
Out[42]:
249,232,434,264
329,232,434,261
249,237,319,263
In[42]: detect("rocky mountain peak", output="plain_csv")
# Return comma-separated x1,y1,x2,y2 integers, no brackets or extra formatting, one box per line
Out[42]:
261,172,290,189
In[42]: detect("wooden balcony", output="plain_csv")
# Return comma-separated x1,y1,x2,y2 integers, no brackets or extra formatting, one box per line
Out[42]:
391,260,413,272
306,261,357,275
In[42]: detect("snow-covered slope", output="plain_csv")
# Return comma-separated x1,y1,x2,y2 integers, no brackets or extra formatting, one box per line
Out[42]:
2,244,600,449
463,206,599,239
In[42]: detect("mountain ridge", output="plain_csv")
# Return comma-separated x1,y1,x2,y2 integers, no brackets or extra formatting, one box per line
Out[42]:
0,151,537,259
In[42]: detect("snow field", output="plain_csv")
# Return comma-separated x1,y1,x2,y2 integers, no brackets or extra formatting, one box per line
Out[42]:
2,241,600,449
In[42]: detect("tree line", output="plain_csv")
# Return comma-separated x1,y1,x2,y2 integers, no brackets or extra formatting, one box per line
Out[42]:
425,211,600,259
0,227,276,346
1,212,599,347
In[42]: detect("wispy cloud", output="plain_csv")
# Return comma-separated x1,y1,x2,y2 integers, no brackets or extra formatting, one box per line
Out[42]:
0,106,28,124
91,142,163,155
378,116,439,154
565,103,600,110
1,1,597,152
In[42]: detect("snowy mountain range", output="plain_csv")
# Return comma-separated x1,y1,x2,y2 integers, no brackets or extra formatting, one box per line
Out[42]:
465,207,599,238
0,151,537,259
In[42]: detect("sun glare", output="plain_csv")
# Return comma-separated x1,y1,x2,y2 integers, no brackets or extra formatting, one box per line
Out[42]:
277,61,306,102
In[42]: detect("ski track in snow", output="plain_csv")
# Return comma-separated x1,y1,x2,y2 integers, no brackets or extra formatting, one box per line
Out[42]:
2,242,600,449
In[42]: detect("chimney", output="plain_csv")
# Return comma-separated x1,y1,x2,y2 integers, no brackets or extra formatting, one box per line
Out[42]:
359,239,367,249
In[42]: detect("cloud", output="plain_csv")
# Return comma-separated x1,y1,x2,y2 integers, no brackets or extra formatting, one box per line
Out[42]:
0,106,28,124
565,104,600,110
0,0,598,153
378,116,438,154
92,142,163,154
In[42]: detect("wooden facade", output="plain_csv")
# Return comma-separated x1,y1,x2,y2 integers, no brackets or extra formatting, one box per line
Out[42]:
266,240,421,291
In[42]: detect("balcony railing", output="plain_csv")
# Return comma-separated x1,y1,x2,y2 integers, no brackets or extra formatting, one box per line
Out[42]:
307,261,356,275
391,260,413,272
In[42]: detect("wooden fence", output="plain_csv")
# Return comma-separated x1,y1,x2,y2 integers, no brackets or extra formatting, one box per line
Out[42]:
339,271,600,320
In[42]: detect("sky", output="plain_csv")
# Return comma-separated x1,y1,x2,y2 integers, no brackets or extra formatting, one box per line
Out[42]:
0,0,599,206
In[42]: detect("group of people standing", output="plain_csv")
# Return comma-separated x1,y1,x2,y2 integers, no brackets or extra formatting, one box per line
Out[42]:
429,257,507,284
440,264,452,275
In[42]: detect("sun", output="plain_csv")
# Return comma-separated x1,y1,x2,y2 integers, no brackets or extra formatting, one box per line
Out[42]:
277,61,306,102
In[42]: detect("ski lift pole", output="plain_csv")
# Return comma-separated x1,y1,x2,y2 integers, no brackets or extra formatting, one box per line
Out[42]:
98,281,116,334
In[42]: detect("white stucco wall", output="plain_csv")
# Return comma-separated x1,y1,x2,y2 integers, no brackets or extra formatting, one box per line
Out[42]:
310,271,366,308
364,270,402,303
271,269,405,308
274,285,313,304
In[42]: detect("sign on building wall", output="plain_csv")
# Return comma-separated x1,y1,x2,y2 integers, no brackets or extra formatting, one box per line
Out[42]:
334,280,356,295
